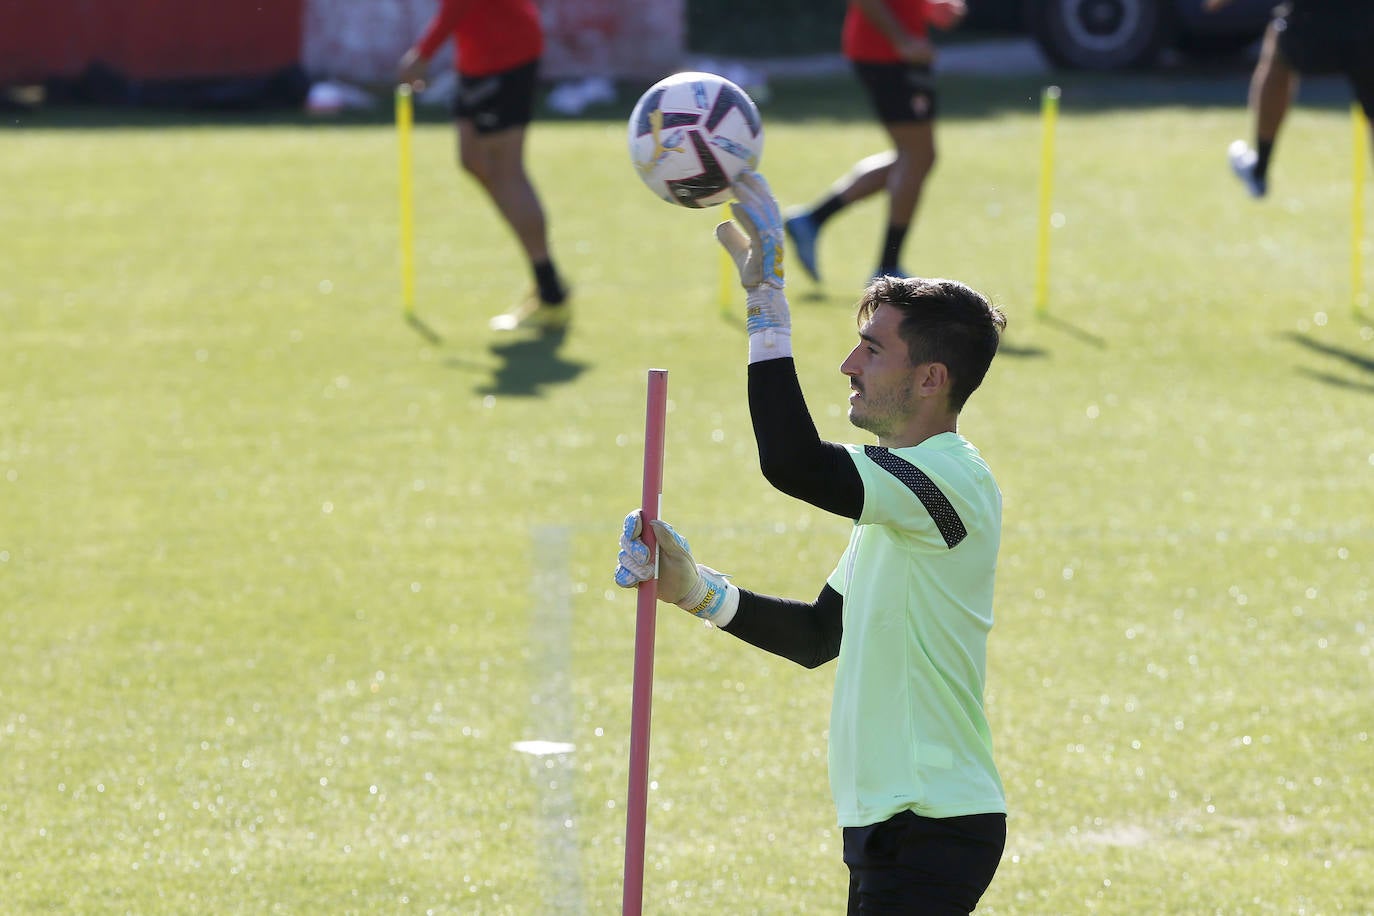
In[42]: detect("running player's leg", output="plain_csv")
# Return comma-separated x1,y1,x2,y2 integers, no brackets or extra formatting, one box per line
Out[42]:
459,120,558,286
457,60,566,304
453,61,568,329
1228,19,1296,197
786,62,937,282
809,153,897,220
876,117,934,279
868,62,937,279
1251,21,1296,182
785,152,893,283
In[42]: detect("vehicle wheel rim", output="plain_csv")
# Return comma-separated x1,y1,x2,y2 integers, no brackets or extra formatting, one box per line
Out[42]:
1063,0,1143,51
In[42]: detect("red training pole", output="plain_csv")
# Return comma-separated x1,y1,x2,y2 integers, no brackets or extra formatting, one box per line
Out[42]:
622,368,668,916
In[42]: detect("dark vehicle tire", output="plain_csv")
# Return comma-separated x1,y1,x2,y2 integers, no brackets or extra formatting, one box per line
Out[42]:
1026,0,1175,69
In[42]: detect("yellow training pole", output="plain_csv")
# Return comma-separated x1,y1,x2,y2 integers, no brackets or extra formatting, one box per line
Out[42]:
1035,85,1060,317
397,83,416,317
1353,102,1368,317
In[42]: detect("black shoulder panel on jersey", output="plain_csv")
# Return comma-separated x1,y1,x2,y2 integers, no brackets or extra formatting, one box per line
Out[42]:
863,445,968,548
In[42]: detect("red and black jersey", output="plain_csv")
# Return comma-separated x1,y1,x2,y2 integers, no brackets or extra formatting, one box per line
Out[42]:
416,0,543,78
842,0,936,63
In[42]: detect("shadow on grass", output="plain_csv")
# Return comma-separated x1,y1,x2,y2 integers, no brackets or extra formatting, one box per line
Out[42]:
469,328,588,397
1038,313,1107,349
404,313,444,345
1000,341,1049,358
1285,331,1374,393
1295,369,1374,393
794,286,842,305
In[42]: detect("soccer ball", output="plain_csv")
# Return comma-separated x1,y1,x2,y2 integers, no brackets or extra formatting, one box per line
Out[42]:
627,71,764,209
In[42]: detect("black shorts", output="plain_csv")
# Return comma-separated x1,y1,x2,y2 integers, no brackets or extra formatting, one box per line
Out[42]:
451,59,539,134
852,61,938,124
1274,2,1374,117
844,810,1005,915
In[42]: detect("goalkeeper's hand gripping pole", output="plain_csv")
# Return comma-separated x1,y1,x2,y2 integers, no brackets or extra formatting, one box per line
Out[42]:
623,369,667,916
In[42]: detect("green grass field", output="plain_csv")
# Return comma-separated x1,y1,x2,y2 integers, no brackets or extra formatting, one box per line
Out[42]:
3,69,1371,914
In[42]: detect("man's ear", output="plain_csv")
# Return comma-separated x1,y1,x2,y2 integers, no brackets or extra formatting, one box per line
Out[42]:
916,361,950,398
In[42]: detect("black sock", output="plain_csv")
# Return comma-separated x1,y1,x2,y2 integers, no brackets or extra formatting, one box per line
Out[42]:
809,192,846,229
1255,138,1275,181
533,260,567,305
879,224,909,273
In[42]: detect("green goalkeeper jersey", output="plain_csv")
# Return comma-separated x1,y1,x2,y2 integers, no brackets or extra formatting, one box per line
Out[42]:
826,432,1006,827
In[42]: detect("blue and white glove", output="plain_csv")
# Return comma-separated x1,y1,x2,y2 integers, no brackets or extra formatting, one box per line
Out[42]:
716,171,792,360
614,510,737,626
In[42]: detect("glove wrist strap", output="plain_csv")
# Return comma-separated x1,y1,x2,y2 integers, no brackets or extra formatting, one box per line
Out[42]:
744,287,792,363
748,329,792,363
675,566,738,627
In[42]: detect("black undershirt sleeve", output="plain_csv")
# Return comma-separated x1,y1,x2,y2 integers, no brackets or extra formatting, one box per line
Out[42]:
748,357,864,520
728,358,855,668
721,583,843,669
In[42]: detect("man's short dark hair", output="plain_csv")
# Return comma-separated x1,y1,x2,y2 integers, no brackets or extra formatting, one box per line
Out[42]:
857,277,1007,412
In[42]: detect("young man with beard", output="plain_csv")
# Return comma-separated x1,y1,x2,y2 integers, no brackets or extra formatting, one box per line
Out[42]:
615,172,1009,914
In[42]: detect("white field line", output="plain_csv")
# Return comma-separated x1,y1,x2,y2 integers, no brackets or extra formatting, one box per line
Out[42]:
514,525,584,914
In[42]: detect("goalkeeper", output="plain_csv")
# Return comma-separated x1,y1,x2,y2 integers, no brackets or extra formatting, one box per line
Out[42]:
614,171,1009,914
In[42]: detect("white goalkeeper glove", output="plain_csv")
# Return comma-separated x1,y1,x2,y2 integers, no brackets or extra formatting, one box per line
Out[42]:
716,171,792,360
614,510,738,626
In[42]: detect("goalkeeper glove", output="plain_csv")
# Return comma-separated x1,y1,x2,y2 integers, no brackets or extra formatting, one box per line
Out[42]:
716,171,791,357
614,510,737,626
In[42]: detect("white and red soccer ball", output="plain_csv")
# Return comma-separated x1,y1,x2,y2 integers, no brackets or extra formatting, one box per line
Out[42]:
627,71,764,209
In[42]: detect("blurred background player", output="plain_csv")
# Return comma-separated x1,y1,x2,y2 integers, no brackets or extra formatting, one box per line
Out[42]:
784,0,966,285
398,0,570,331
1209,0,1374,198
616,172,1009,913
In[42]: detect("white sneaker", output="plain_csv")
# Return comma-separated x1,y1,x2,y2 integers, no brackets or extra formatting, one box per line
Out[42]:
1227,140,1267,198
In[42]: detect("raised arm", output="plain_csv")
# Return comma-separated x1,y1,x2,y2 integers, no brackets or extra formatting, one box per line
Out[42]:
749,359,863,519
718,171,864,520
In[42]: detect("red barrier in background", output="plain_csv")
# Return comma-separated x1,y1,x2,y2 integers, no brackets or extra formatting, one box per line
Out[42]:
0,0,304,85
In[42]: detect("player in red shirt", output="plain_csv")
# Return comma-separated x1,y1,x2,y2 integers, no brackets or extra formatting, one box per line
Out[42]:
785,0,965,285
399,0,570,331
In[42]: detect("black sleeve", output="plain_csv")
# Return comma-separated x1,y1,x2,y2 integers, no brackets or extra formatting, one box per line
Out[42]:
720,583,843,669
748,357,864,520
